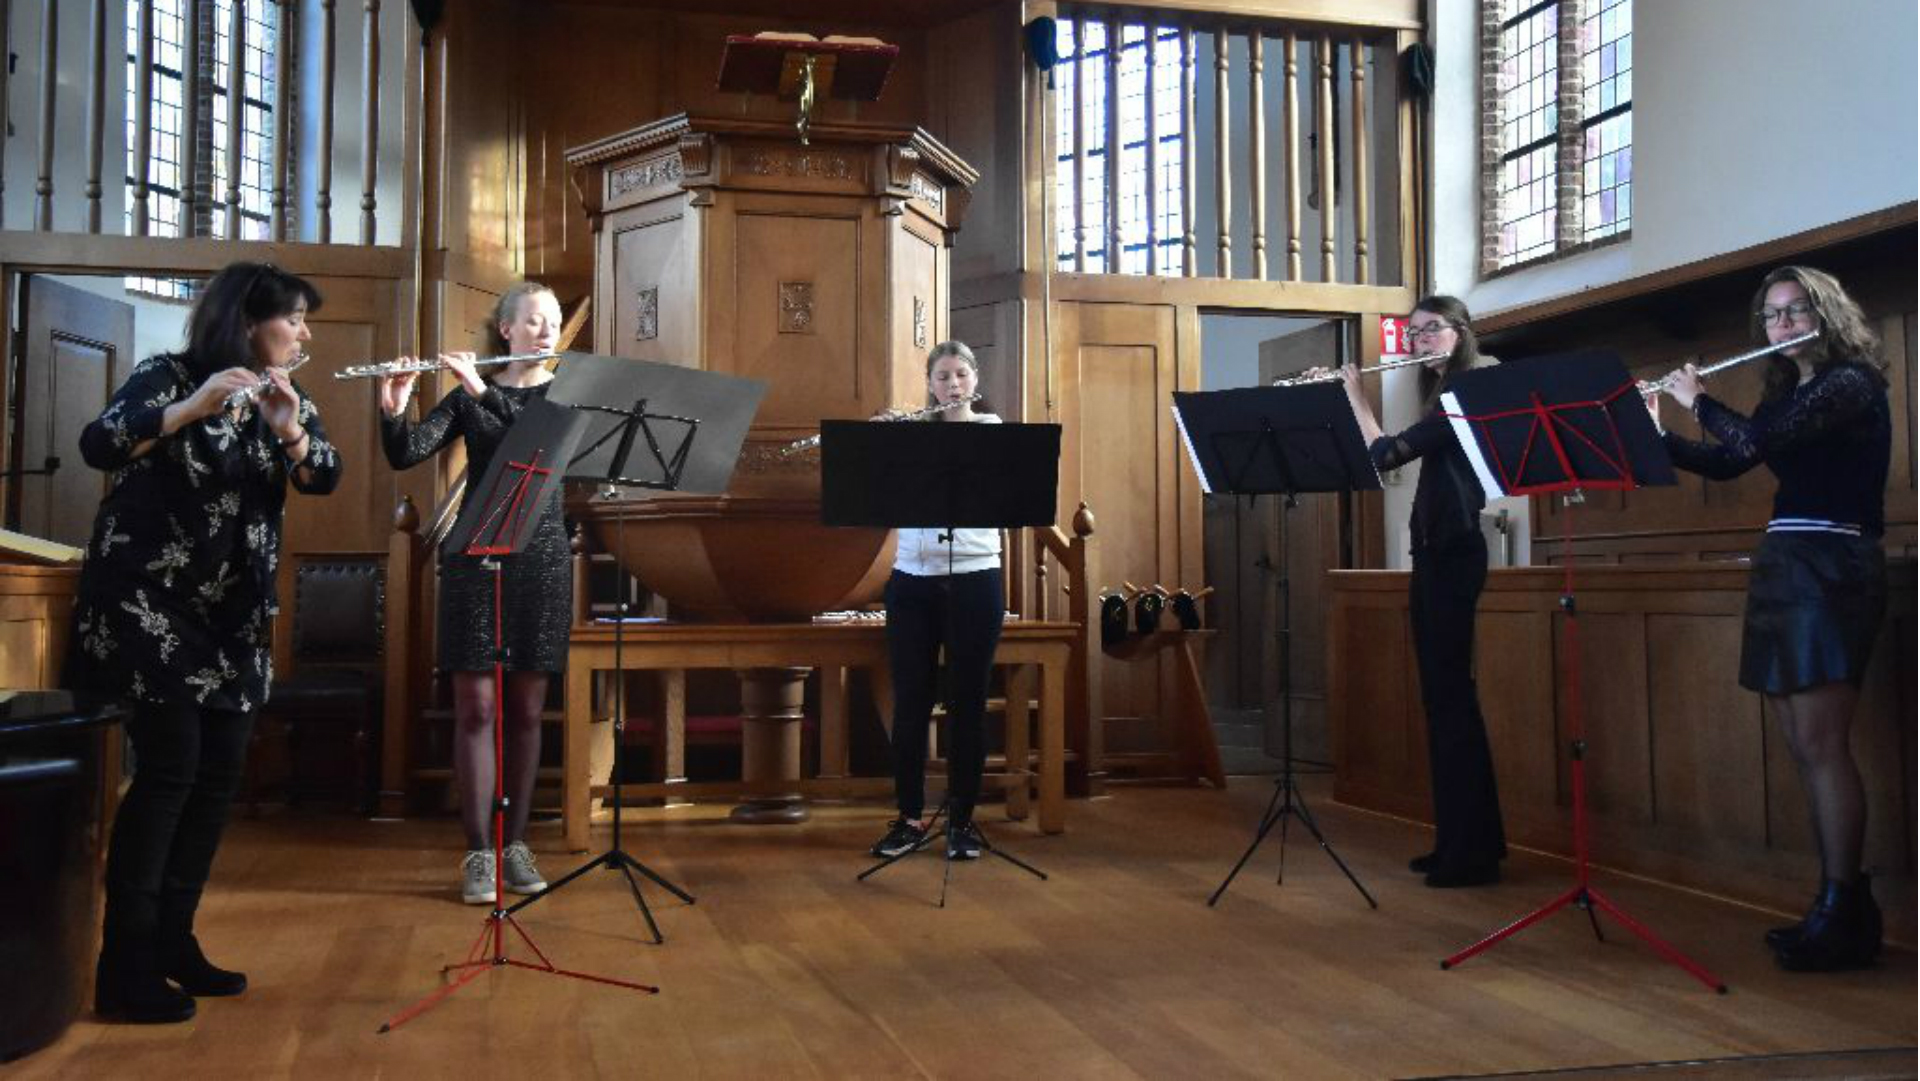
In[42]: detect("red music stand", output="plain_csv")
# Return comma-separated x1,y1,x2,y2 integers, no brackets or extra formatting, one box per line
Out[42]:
381,399,659,1034
1434,352,1726,994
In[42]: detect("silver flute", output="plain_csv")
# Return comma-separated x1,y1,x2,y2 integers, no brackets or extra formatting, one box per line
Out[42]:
226,352,310,409
333,350,561,380
1637,330,1821,394
1272,351,1448,386
780,393,984,455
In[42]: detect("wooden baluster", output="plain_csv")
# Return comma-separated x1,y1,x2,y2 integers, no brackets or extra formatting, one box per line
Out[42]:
359,0,380,244
1070,17,1085,272
1180,27,1196,277
1316,36,1336,282
84,0,110,232
33,0,58,230
1350,38,1371,285
1213,29,1230,277
0,0,11,228
1144,25,1159,276
317,0,336,242
180,0,201,235
1283,32,1301,280
1247,32,1265,280
224,0,245,238
1103,15,1121,272
271,0,294,239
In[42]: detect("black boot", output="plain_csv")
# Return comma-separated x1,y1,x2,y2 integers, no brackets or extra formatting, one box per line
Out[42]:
1763,887,1821,949
163,933,248,997
1774,878,1879,972
95,944,196,1024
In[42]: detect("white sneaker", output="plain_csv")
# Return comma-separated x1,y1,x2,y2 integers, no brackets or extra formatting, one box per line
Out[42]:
461,849,496,905
502,842,547,895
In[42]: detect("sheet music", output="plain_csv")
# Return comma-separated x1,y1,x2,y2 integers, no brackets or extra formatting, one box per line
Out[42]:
1441,390,1508,500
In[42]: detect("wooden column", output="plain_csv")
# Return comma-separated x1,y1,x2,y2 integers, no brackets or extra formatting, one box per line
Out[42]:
1350,38,1371,285
317,0,336,242
223,0,245,238
33,0,58,230
1070,18,1086,272
1180,27,1196,277
271,0,295,240
1316,35,1336,282
1247,32,1266,280
1144,26,1160,276
180,0,201,235
1213,29,1230,277
83,0,110,231
1283,32,1302,280
359,0,380,244
1103,15,1121,271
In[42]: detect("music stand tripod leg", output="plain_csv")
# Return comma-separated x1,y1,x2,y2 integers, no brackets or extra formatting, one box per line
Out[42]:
1208,779,1288,906
1287,782,1378,907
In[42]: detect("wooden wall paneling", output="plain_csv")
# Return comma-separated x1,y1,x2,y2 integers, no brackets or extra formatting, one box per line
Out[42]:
1551,609,1649,826
607,202,700,365
934,1,1022,284
1646,611,1767,849
0,567,77,688
1327,582,1420,815
433,0,521,268
1479,606,1558,828
1055,300,1181,758
733,208,865,426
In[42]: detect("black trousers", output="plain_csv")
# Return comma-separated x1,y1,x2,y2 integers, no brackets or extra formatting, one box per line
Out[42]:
884,567,1005,822
1409,534,1506,869
101,700,254,956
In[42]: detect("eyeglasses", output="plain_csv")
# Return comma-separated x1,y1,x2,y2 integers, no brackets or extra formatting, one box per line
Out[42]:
1757,300,1814,325
1407,322,1458,341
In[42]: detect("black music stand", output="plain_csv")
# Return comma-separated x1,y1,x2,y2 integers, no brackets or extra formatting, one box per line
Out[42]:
1172,383,1380,910
382,398,659,1034
512,354,767,943
1432,352,1724,993
822,420,1062,907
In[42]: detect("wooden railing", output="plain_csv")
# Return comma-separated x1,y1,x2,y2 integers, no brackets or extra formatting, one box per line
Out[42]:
6,0,407,244
1031,501,1100,795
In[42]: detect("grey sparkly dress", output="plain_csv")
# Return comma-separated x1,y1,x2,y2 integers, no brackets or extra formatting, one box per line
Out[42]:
382,383,572,673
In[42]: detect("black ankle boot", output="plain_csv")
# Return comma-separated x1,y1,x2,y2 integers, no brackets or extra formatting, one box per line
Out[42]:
95,947,197,1023
1763,887,1822,949
163,934,248,997
1774,878,1879,972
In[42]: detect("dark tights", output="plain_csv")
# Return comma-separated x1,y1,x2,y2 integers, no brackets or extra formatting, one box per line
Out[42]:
1772,683,1866,882
452,669,548,850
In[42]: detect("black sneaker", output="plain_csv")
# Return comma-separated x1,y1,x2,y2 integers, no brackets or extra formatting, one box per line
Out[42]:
871,816,928,858
946,819,984,861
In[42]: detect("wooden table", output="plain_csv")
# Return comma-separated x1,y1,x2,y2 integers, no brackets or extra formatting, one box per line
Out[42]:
562,620,1078,851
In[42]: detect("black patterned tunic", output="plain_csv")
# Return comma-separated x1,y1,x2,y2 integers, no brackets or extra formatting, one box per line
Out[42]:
68,354,343,711
382,383,572,673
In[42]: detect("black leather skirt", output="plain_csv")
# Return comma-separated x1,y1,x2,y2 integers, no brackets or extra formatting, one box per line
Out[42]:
1740,531,1886,695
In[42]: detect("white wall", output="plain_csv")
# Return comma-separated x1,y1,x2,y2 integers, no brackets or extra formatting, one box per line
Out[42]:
47,273,192,364
1431,0,1918,314
1399,0,1918,568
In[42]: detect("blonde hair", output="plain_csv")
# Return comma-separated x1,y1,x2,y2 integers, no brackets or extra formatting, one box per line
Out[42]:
487,282,558,356
1750,266,1884,402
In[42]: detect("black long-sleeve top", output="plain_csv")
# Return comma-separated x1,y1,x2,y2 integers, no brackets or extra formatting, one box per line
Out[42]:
1370,402,1486,552
69,353,342,711
1663,359,1890,537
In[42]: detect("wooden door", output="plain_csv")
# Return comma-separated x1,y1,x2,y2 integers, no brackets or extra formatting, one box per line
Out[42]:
1051,301,1197,765
9,276,135,547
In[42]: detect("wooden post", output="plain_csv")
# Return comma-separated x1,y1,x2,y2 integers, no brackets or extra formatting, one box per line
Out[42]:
1317,36,1337,282
180,0,201,235
224,0,245,238
359,0,380,244
1351,38,1371,285
1213,29,1230,277
1284,32,1302,280
33,0,58,230
272,0,295,240
1180,27,1196,277
83,0,110,232
317,0,336,242
1247,32,1266,280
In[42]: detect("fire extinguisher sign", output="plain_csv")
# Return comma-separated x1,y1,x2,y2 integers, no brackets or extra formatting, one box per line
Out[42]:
1381,315,1411,357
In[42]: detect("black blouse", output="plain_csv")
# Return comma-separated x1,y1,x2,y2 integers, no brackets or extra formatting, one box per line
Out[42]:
69,354,343,711
380,383,536,499
1663,359,1890,536
1370,397,1486,553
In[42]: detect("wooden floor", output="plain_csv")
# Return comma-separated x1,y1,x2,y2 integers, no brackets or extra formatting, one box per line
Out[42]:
18,778,1916,1080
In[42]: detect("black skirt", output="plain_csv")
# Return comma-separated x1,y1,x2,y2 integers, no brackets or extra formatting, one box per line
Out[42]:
1740,531,1886,695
